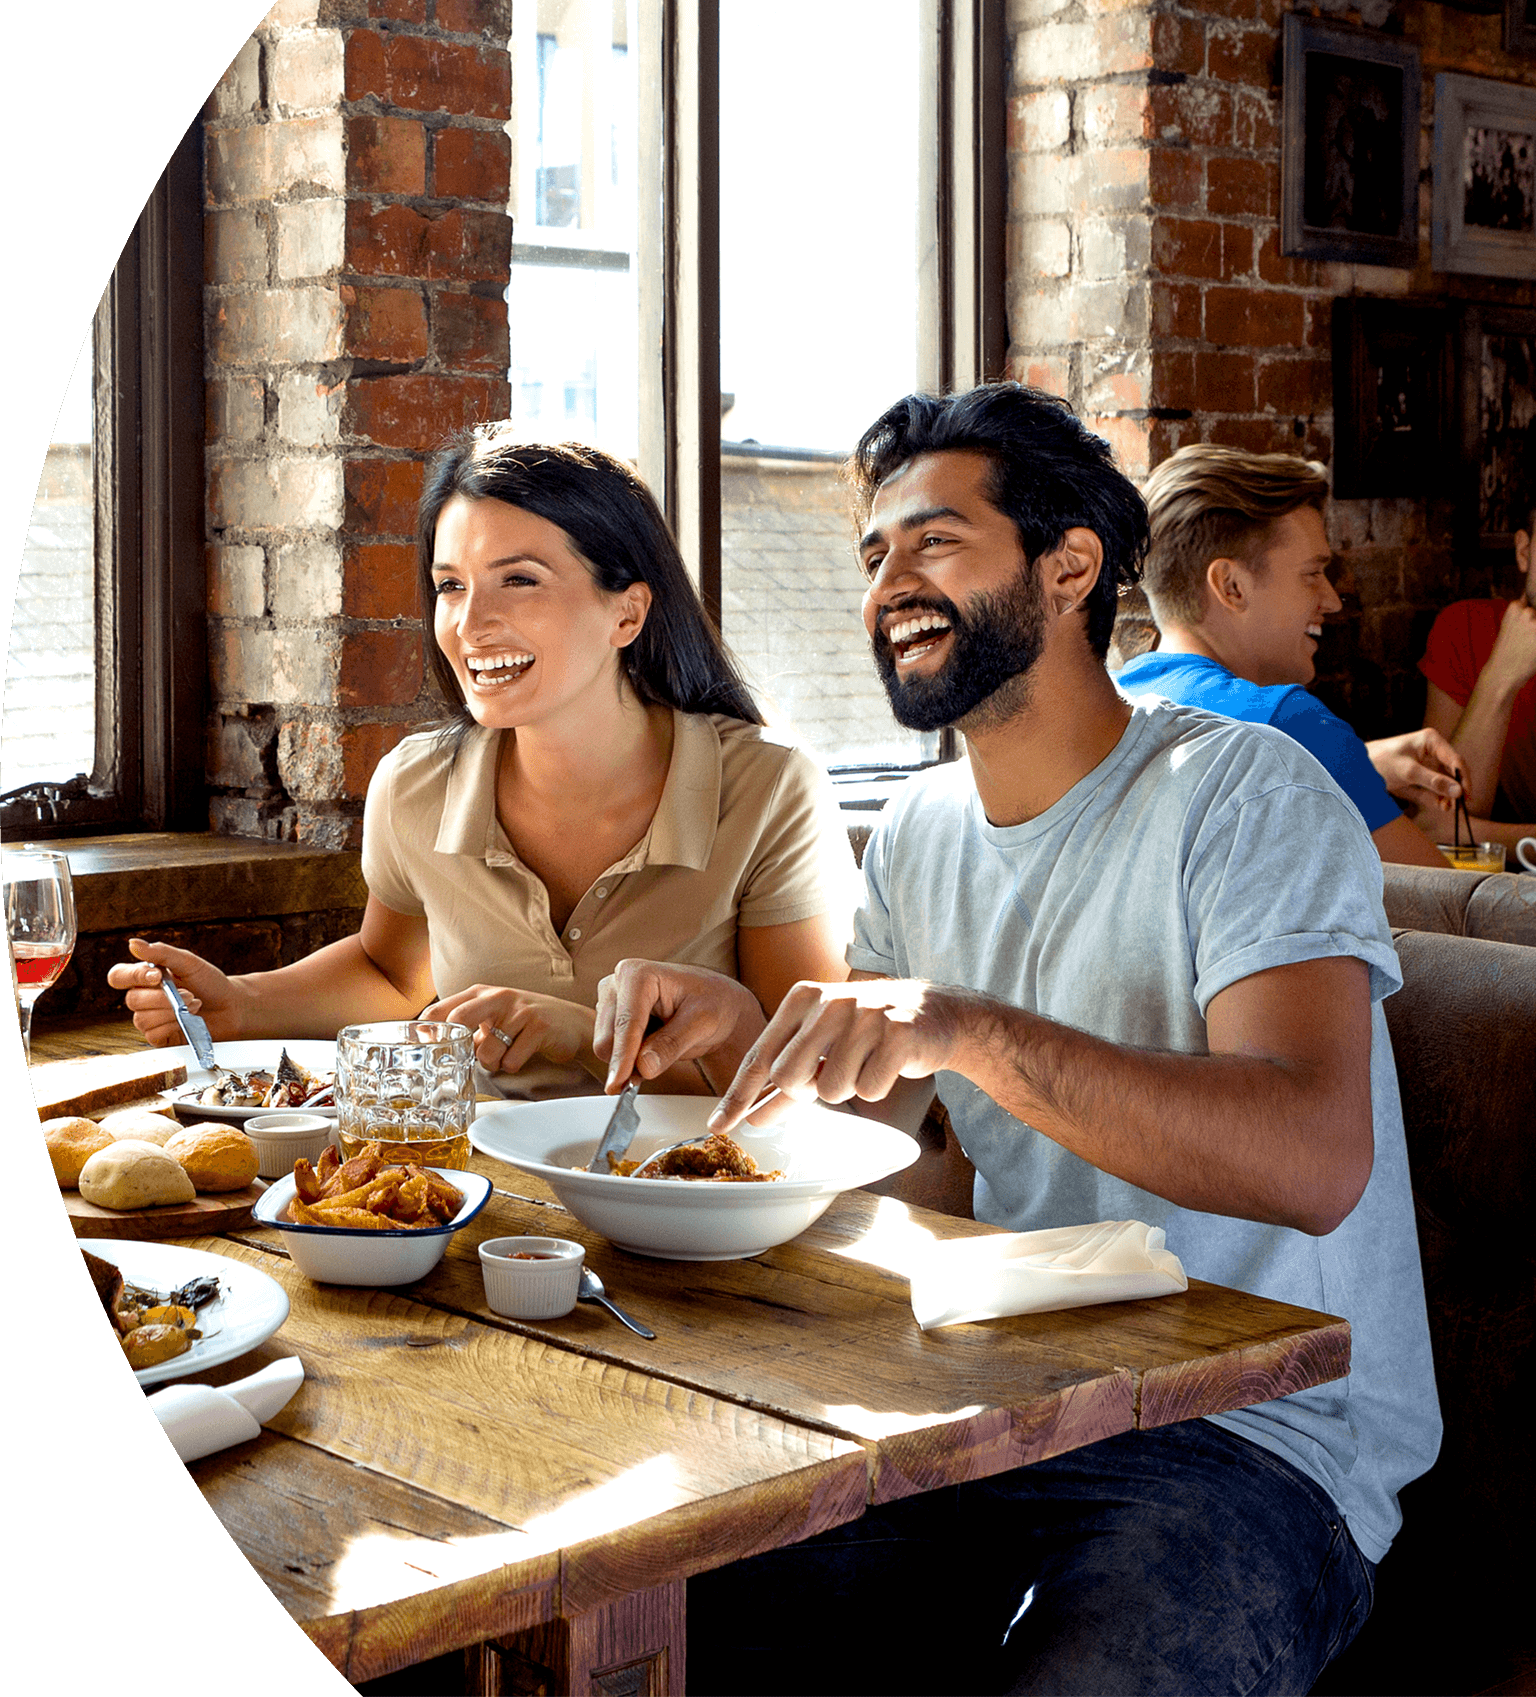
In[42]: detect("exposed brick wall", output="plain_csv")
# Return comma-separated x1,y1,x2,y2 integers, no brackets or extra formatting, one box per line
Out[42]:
203,0,511,847
1006,0,1536,740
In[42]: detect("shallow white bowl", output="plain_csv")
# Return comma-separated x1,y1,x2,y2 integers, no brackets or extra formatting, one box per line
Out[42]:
253,1167,491,1285
470,1095,919,1261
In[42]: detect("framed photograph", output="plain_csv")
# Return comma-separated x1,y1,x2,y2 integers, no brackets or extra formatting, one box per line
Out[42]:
1332,298,1454,499
1505,0,1536,56
1281,16,1420,267
1459,304,1536,551
1433,72,1536,277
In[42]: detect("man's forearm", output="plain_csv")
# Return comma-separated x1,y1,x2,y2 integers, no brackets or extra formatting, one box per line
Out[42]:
1452,682,1523,815
946,992,1372,1236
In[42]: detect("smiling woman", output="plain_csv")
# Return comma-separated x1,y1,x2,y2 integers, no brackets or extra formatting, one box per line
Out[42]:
109,429,858,1096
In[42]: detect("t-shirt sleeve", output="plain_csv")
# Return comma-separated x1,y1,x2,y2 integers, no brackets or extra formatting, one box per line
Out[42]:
1418,603,1481,706
1269,692,1400,833
1183,773,1402,1014
360,744,427,917
735,746,860,929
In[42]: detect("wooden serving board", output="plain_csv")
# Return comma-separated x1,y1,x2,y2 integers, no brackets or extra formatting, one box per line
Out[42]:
62,1181,266,1241
32,1051,189,1120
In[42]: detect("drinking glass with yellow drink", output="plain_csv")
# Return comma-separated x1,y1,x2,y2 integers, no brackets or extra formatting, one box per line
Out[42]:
1437,842,1506,873
336,1020,476,1170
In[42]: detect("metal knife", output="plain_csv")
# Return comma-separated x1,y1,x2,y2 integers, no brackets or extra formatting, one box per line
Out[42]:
160,969,219,1072
587,1080,642,1173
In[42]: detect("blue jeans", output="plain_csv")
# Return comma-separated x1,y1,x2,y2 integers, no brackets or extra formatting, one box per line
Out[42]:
687,1420,1375,1696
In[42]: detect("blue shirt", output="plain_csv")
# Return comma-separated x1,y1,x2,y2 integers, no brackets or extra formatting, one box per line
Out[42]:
1115,650,1399,833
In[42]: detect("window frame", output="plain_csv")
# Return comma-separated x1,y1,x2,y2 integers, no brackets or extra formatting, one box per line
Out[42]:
2,123,206,841
654,0,1007,772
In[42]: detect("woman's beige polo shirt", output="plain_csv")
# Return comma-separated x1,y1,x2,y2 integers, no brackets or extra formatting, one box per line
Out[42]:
361,710,856,1098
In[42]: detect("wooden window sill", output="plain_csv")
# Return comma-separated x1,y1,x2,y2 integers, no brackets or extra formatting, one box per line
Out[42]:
52,833,365,934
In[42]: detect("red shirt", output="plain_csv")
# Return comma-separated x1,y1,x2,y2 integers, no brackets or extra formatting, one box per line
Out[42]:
1419,598,1536,818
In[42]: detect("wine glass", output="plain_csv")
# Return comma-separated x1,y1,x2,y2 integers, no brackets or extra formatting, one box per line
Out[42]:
3,848,77,1061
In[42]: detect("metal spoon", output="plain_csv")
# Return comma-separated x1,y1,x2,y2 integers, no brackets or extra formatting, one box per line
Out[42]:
578,1267,655,1339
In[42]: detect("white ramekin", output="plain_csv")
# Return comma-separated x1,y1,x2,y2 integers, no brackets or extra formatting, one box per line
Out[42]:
245,1112,339,1180
478,1235,585,1320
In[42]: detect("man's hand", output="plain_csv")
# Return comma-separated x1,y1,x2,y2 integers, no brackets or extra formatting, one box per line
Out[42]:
1484,596,1536,692
106,939,251,1045
594,960,766,1092
708,978,973,1132
422,985,592,1076
1365,727,1467,816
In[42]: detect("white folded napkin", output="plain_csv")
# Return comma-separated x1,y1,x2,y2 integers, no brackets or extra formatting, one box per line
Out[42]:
146,1356,305,1463
909,1220,1187,1331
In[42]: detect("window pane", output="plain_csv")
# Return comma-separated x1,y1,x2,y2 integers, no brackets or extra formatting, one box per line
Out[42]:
508,0,643,461
2,336,95,795
718,0,936,771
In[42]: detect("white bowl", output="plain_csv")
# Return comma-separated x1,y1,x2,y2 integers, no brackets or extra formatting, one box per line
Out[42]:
479,1235,584,1319
244,1112,339,1180
253,1167,492,1285
470,1095,920,1261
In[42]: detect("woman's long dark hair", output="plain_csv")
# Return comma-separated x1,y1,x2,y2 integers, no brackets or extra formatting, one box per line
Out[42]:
418,427,762,730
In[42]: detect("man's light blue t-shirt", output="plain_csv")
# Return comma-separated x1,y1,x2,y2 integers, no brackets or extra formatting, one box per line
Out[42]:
848,697,1440,1563
1115,649,1400,833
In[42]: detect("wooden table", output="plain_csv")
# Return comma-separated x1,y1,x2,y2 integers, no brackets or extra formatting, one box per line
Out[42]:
36,1022,1351,1694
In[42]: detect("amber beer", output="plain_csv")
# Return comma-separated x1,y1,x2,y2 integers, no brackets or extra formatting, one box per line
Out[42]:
336,1020,476,1171
1438,842,1507,874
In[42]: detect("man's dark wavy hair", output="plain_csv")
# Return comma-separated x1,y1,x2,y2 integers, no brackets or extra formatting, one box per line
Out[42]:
847,384,1150,660
418,427,761,732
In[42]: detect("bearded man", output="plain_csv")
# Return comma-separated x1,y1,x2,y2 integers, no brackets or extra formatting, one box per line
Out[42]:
596,385,1439,1696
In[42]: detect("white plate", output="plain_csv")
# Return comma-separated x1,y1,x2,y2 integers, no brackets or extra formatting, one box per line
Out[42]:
471,1094,920,1261
79,1238,291,1388
159,1039,339,1125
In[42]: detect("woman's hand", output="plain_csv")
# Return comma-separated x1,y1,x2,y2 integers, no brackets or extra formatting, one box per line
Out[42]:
422,985,595,1076
105,939,251,1046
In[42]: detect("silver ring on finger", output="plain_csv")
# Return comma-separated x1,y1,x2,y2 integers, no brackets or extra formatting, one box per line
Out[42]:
491,1027,514,1047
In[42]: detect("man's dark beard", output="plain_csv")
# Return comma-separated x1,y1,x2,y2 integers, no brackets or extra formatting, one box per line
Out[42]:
871,569,1046,733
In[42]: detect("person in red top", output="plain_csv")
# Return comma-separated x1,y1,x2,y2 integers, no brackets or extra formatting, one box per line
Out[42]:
1420,507,1536,855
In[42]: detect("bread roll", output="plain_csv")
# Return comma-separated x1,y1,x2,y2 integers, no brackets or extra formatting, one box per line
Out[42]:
78,1141,196,1210
99,1104,179,1144
163,1124,259,1193
44,1117,116,1189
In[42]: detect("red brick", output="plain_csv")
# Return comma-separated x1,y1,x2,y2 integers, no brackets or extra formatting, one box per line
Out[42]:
432,289,509,370
1149,147,1203,212
1258,357,1330,415
1180,0,1256,17
1233,89,1278,153
347,202,511,281
348,114,427,195
1152,215,1221,280
1206,416,1296,453
1151,281,1202,340
1086,414,1152,478
344,540,421,619
1195,351,1256,410
1256,229,1317,288
1014,354,1070,397
1151,351,1197,411
1221,223,1254,280
433,124,511,202
342,283,429,361
369,0,427,20
1207,156,1274,218
341,722,410,793
1149,82,1232,150
437,0,512,36
1148,417,1197,463
1208,26,1277,90
338,630,424,707
346,32,510,118
1204,286,1305,347
343,372,508,450
1151,12,1206,77
346,456,426,536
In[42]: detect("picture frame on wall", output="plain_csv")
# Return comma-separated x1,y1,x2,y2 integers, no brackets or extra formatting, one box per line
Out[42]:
1332,298,1454,499
1505,0,1536,57
1459,303,1536,552
1433,73,1536,277
1281,16,1420,268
